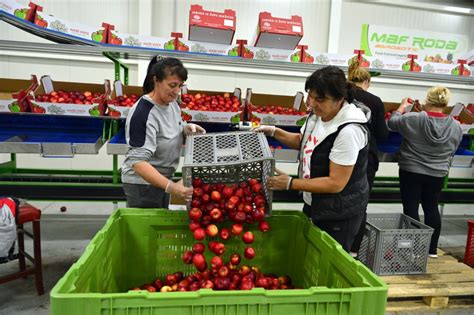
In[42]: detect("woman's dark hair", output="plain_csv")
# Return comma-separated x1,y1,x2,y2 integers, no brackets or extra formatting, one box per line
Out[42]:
304,66,354,103
143,56,188,94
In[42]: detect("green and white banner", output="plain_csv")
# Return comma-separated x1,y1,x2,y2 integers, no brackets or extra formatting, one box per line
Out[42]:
361,24,469,64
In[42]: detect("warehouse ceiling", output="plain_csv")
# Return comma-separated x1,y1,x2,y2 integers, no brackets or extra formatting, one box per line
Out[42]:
345,0,473,15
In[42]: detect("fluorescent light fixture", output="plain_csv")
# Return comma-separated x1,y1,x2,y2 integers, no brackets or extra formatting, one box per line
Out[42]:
442,6,472,14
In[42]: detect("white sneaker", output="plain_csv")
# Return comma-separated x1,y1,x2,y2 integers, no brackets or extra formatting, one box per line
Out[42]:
429,254,438,258
349,252,358,258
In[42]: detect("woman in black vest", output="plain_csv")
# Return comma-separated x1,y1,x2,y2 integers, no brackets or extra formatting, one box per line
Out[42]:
347,61,389,257
254,66,370,251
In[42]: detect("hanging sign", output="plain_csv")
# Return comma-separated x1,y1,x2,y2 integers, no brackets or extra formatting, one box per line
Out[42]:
360,24,469,64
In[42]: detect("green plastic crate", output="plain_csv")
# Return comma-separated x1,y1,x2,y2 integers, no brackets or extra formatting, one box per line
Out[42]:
50,209,387,315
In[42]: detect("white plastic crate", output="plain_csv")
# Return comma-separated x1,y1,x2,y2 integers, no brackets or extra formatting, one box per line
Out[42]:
182,131,275,214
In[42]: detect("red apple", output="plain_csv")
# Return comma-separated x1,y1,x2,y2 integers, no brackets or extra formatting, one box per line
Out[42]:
178,279,190,290
242,231,254,244
208,241,217,252
214,277,230,290
239,265,251,276
193,253,207,271
252,183,262,194
229,196,240,206
146,285,156,292
201,194,210,203
240,280,254,290
153,279,163,291
210,191,221,202
213,242,225,256
189,208,202,221
193,187,204,198
234,211,246,224
210,256,223,269
244,247,256,259
206,224,219,237
182,250,194,264
189,282,201,291
258,220,270,232
192,178,203,188
189,221,200,232
192,242,205,254
220,228,230,240
201,279,214,289
202,183,211,193
230,253,241,265
248,179,259,187
255,277,270,289
231,223,243,236
165,273,178,286
193,228,206,241
222,186,234,198
191,198,202,208
234,188,244,198
218,266,229,278
252,209,265,222
210,208,222,221
243,203,253,213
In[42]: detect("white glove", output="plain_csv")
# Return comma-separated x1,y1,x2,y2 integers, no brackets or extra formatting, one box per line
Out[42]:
165,179,193,202
184,123,206,136
252,125,276,137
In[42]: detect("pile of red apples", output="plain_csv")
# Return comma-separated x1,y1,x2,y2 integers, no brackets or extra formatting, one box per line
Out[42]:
253,105,306,116
132,178,295,292
181,93,241,112
108,94,139,107
36,90,101,104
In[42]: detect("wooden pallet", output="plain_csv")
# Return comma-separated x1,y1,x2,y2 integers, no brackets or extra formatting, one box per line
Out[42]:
381,250,474,312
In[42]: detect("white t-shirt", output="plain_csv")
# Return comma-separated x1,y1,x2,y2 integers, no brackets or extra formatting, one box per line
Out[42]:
301,117,367,205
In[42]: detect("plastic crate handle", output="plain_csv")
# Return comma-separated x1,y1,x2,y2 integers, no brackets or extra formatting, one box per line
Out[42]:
397,239,413,249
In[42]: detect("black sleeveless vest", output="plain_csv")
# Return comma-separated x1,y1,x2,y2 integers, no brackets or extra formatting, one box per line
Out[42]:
302,121,369,221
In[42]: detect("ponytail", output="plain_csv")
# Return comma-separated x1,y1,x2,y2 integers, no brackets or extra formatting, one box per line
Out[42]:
347,60,371,84
143,56,160,94
142,56,188,95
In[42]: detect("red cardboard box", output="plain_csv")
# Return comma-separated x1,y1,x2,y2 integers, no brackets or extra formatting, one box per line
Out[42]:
247,89,307,126
180,86,242,123
32,76,108,117
188,4,236,45
0,78,34,113
254,12,303,50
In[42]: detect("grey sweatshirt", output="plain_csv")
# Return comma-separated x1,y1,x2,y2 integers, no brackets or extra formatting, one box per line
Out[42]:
121,95,185,185
388,111,463,177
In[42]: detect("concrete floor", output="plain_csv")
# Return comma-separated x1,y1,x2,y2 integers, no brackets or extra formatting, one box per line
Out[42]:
0,202,473,315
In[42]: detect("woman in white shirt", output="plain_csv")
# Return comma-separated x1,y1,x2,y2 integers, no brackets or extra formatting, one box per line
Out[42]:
255,66,370,251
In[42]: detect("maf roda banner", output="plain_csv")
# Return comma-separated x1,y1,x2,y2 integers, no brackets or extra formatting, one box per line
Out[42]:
360,24,469,64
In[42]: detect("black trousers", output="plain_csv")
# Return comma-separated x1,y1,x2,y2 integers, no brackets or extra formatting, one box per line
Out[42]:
123,183,170,209
399,169,445,255
303,203,364,252
350,153,378,253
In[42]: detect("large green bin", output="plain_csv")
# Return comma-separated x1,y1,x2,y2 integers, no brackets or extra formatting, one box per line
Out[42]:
51,209,387,315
